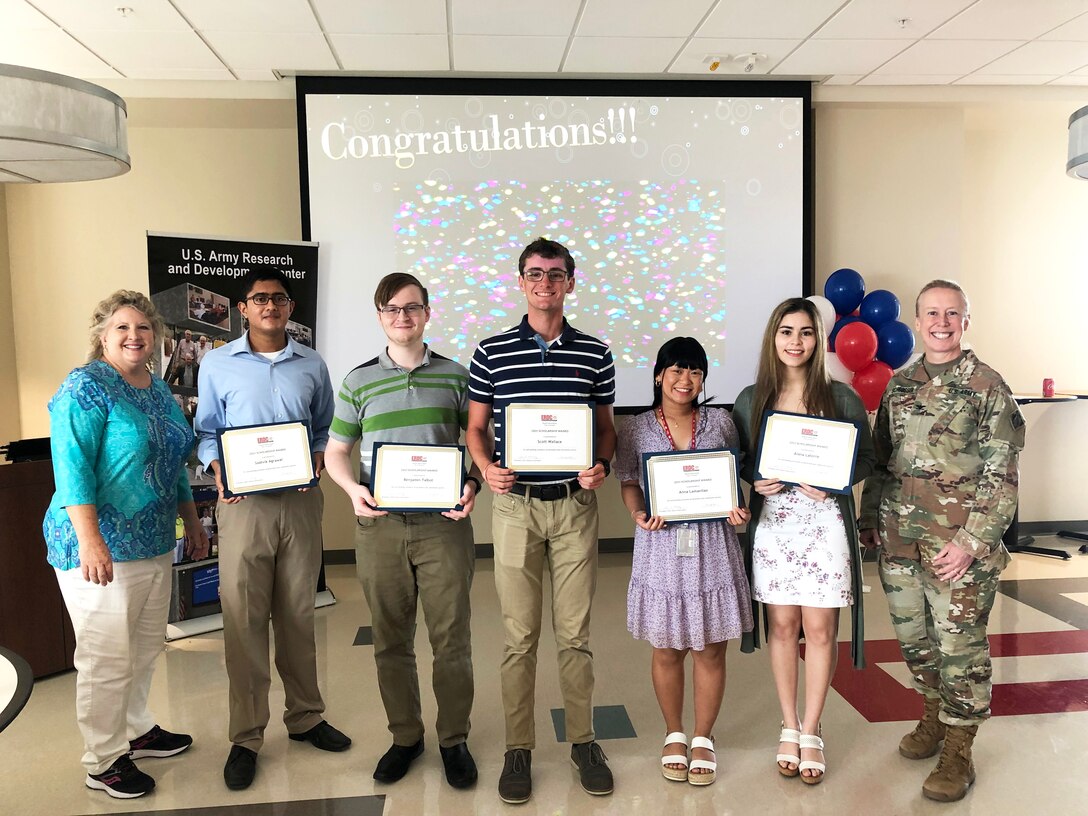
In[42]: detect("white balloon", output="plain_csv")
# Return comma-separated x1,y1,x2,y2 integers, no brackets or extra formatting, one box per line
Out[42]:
806,295,837,335
826,351,853,384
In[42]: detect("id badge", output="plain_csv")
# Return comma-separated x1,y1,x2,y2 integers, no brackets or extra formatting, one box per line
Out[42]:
676,525,697,557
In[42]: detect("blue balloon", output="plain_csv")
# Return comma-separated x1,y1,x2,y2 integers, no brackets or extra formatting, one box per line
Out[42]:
859,289,900,330
824,268,866,316
828,315,862,351
876,320,915,369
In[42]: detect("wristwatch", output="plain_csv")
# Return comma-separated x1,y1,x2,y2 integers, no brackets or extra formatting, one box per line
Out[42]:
594,457,611,477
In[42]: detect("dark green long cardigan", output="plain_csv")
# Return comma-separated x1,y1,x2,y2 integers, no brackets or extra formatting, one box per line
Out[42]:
732,381,876,669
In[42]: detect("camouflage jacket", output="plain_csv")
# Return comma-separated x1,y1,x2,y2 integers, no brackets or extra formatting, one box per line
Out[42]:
859,350,1025,565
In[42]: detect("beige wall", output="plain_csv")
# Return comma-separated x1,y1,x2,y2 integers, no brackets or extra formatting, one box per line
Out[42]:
3,92,1084,539
0,185,19,444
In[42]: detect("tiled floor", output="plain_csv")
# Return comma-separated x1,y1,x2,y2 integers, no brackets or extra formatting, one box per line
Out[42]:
3,535,1086,815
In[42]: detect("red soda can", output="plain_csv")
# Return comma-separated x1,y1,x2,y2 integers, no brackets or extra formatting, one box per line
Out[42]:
1043,378,1055,398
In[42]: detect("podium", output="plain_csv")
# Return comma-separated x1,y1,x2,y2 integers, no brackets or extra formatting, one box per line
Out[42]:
0,460,75,677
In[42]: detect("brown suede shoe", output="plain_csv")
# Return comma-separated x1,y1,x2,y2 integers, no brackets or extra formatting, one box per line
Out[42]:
922,724,977,802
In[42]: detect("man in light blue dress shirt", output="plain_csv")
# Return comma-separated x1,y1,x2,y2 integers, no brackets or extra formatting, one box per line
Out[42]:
195,270,350,791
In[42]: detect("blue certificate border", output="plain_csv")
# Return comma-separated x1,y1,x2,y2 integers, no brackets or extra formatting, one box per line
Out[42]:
370,441,466,513
498,401,596,476
640,446,741,523
753,409,861,495
215,420,318,498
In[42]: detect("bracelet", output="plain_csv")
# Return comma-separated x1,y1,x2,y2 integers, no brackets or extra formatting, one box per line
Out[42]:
464,475,482,493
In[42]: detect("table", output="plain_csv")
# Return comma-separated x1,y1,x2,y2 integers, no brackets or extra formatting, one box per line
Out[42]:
1052,392,1088,553
1003,394,1080,560
0,646,33,733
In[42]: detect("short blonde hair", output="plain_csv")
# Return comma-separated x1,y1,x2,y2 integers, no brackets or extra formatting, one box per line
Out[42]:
915,279,970,317
87,290,165,365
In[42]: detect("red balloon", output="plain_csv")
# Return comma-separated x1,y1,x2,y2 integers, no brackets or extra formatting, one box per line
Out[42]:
835,321,878,372
852,361,894,412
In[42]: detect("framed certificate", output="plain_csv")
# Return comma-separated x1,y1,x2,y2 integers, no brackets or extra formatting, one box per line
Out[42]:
501,402,595,474
370,442,466,512
641,448,741,522
215,421,317,498
754,410,862,495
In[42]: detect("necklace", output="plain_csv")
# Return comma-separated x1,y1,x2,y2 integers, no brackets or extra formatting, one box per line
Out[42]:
657,407,697,450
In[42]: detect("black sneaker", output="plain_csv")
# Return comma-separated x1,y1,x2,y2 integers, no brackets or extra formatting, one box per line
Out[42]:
128,725,193,759
86,755,155,799
571,741,613,796
498,748,532,804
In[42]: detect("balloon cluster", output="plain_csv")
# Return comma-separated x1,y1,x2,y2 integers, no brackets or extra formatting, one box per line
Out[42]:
806,268,916,412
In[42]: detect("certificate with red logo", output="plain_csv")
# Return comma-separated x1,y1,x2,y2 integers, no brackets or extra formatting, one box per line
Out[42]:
371,443,466,511
216,421,317,498
502,403,594,474
642,448,740,522
754,410,861,495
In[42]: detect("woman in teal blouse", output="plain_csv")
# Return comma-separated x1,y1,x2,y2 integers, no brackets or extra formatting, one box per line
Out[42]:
44,290,209,800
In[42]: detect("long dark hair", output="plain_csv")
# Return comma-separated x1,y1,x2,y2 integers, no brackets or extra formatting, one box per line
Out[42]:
749,298,837,454
651,336,714,409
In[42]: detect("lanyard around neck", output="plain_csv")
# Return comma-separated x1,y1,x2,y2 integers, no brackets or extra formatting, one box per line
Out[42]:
657,407,697,450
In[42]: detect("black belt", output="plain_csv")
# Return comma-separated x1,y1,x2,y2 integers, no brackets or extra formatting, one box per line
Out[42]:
510,481,581,501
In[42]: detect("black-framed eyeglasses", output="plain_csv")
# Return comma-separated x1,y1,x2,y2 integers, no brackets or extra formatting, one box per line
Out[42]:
378,304,427,317
522,269,571,282
245,293,291,306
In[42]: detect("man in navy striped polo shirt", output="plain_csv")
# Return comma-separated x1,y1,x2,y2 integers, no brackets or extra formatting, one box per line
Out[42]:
466,238,617,804
324,273,482,790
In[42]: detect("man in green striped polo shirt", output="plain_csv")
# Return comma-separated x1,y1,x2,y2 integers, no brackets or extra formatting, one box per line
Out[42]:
324,273,483,789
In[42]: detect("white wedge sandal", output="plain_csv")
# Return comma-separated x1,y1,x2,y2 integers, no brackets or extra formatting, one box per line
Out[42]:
777,725,802,777
661,732,689,781
799,732,826,785
687,736,717,786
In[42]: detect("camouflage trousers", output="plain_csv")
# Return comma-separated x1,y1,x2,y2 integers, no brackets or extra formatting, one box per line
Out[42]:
878,546,1000,726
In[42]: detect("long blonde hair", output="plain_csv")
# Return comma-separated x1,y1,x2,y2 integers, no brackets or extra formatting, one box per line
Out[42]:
748,298,837,453
87,290,165,366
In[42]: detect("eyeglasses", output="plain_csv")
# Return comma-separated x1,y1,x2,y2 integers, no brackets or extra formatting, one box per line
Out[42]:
245,293,291,306
522,269,571,282
378,304,427,317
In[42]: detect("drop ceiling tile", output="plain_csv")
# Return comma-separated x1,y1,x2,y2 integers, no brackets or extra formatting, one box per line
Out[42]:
453,0,581,36
774,38,909,75
203,31,337,72
564,36,686,72
857,74,964,85
234,68,280,81
820,74,864,85
1040,12,1088,40
31,0,190,31
172,0,321,33
700,0,845,39
817,0,975,39
452,35,566,72
0,0,57,29
0,28,122,78
873,39,1021,75
975,40,1088,74
313,0,447,34
577,0,715,38
331,34,449,70
670,38,801,74
931,0,1088,40
75,29,225,76
955,73,1060,85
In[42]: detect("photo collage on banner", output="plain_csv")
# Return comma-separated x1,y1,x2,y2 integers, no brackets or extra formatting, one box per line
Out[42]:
147,232,320,622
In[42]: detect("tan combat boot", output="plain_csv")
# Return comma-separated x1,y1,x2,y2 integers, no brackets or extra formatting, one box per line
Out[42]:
899,696,946,759
921,724,977,802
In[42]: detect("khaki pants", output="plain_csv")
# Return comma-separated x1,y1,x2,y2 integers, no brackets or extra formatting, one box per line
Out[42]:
217,486,325,751
492,489,600,749
355,512,475,748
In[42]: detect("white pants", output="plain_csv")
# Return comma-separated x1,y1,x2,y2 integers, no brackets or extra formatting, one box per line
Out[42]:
55,552,173,774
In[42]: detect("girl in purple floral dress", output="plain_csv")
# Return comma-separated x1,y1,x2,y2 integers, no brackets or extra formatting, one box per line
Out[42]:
733,298,875,786
617,337,752,787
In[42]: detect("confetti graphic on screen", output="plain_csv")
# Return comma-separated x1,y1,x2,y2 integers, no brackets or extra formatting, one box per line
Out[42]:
393,179,728,368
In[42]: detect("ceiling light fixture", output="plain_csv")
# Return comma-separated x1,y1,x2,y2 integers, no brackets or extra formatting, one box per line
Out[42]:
1068,105,1088,179
0,63,130,184
734,53,767,74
